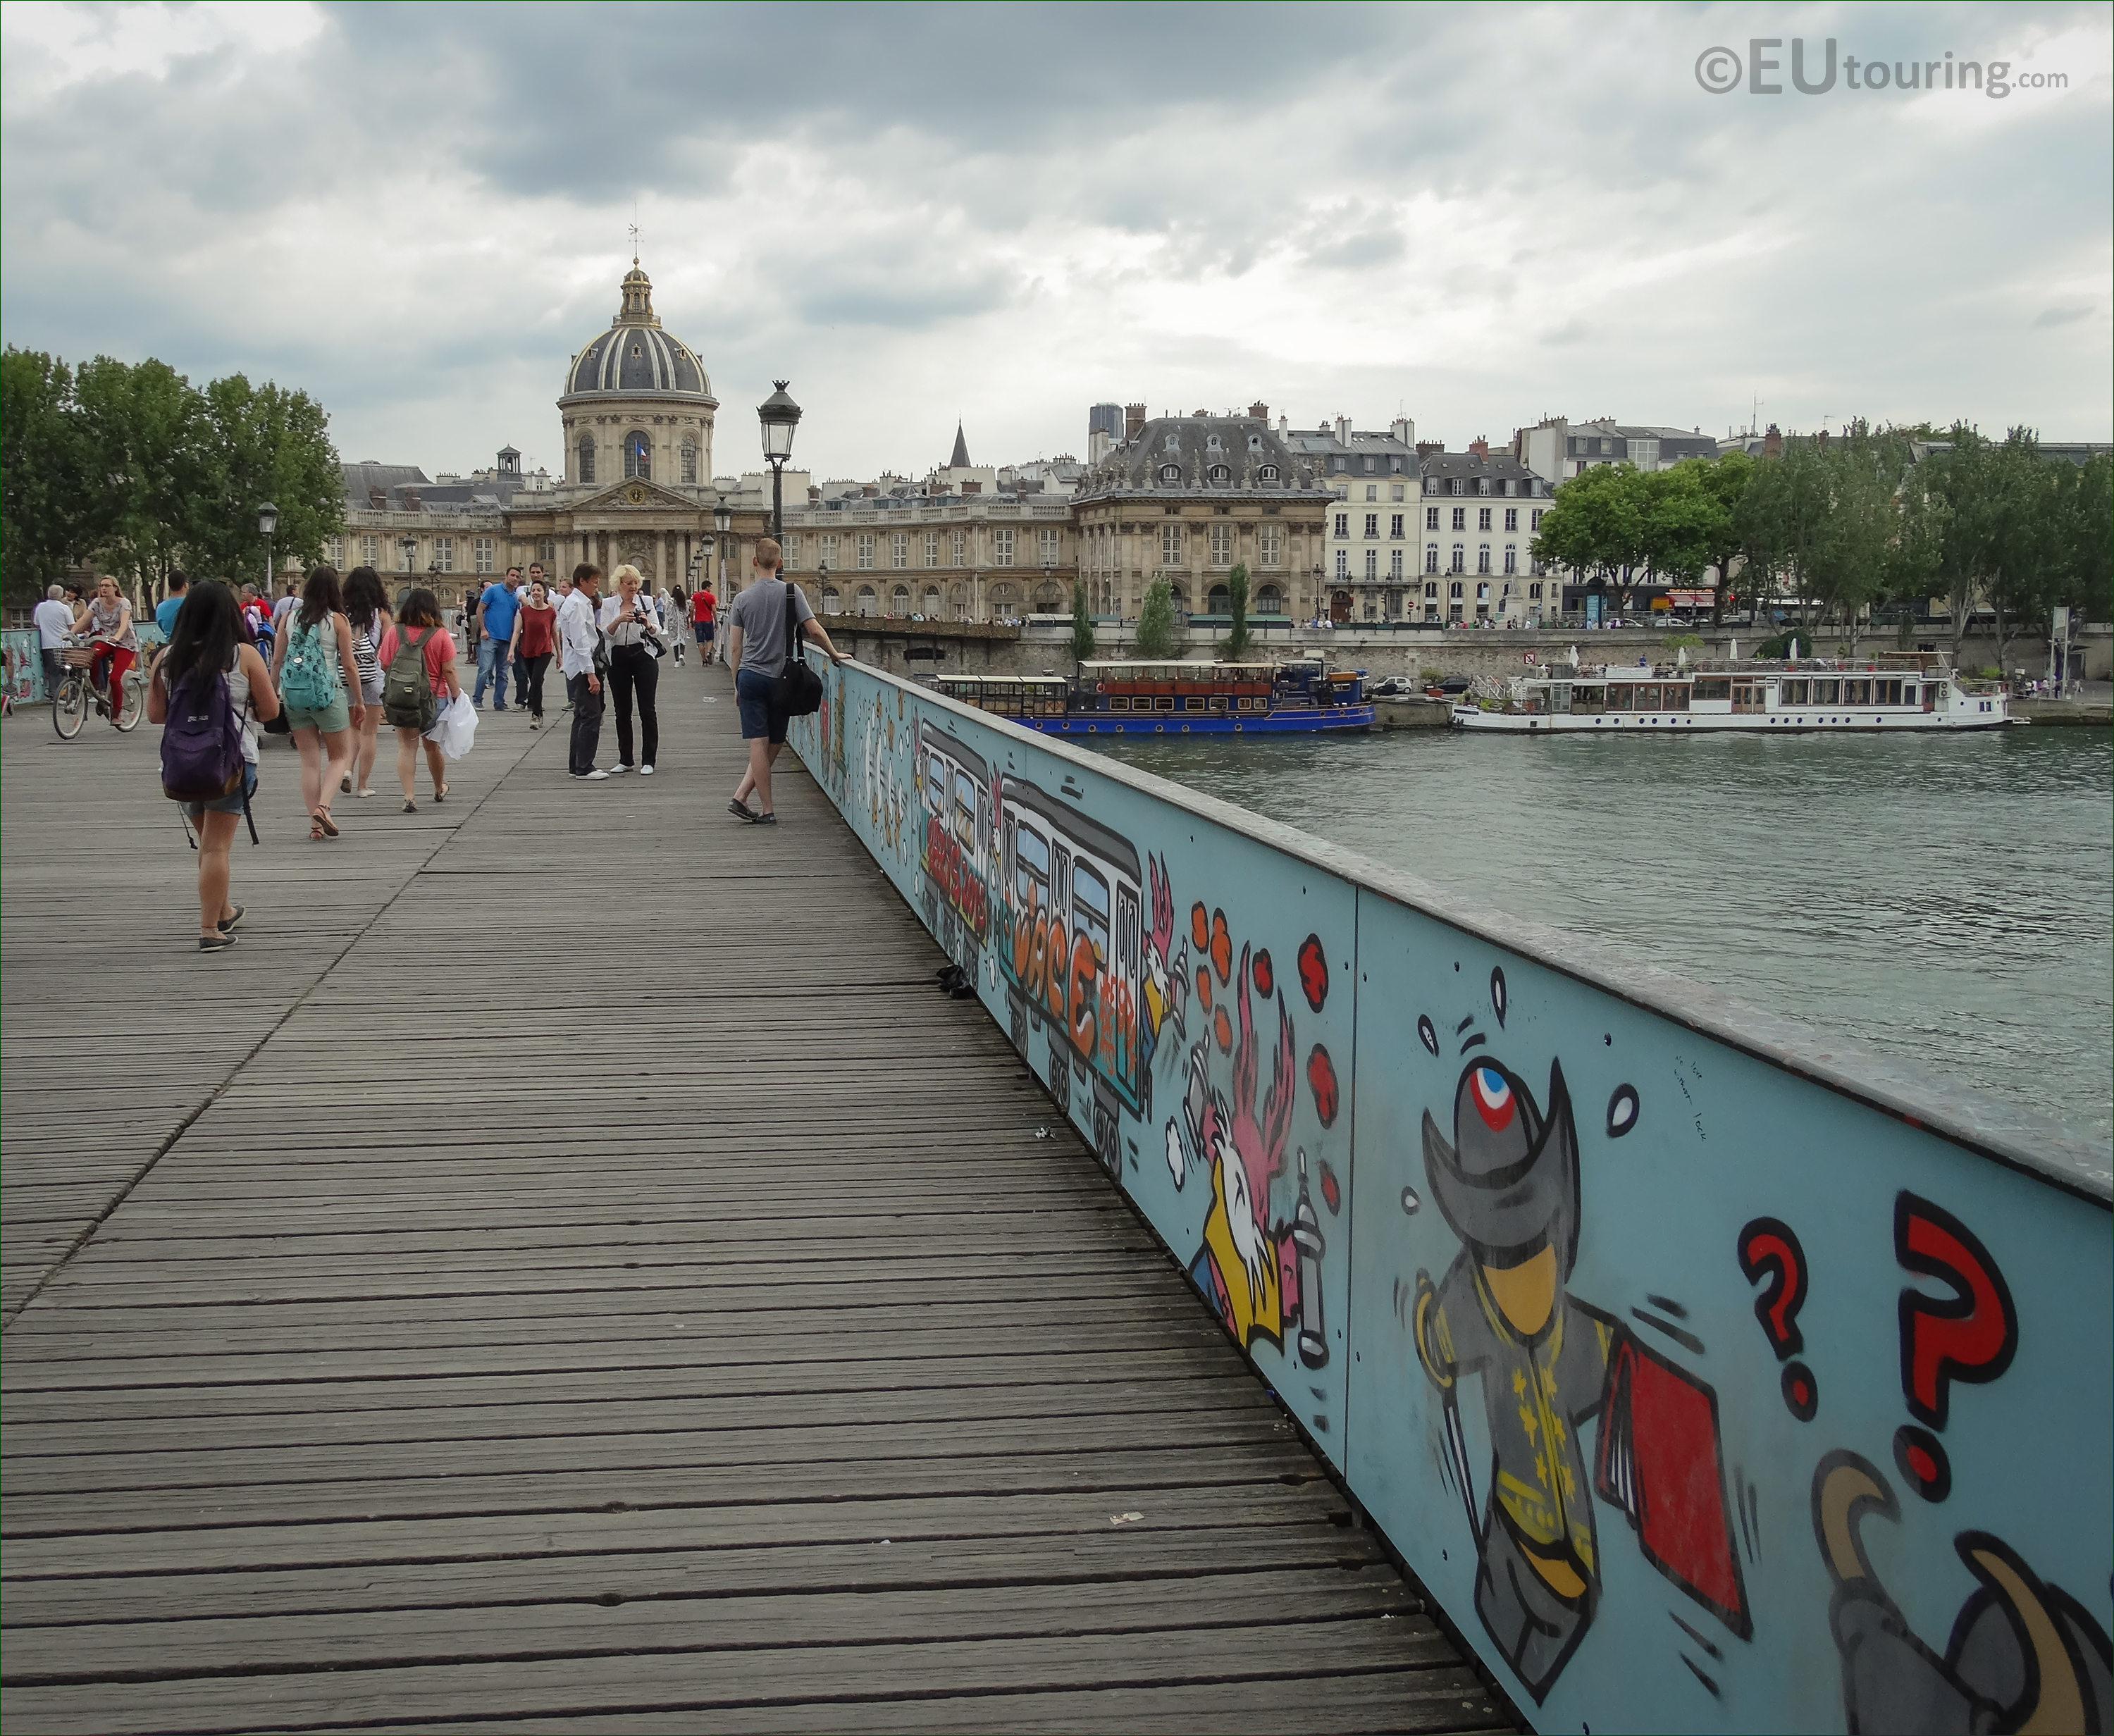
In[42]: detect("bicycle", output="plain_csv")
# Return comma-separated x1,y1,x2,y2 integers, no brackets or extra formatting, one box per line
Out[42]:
52,641,147,740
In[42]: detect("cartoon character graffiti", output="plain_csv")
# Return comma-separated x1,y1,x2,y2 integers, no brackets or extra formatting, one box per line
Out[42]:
1140,854,1188,1079
1814,1451,2111,1733
859,690,910,864
1168,941,1325,1361
916,717,994,974
1411,1046,1748,1702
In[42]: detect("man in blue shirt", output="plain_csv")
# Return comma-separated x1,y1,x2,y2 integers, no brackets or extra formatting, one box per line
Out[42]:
473,568,523,711
154,571,189,637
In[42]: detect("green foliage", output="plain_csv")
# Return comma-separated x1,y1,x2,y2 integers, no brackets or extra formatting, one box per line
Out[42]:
1222,562,1252,660
1069,578,1096,670
1532,463,1645,581
2,348,90,598
0,347,342,609
1133,578,1177,657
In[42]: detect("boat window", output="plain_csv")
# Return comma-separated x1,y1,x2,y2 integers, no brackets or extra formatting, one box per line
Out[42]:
1666,684,1689,710
1877,679,1903,705
1693,678,1731,700
1846,678,1872,705
1781,680,1808,705
1015,823,1049,906
1109,696,1130,712
1073,862,1112,965
1609,686,1634,710
1904,684,1920,705
1638,685,1660,709
1157,696,1176,712
1813,679,1839,703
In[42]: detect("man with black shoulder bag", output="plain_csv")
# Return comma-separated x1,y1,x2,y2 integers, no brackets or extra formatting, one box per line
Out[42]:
723,537,846,826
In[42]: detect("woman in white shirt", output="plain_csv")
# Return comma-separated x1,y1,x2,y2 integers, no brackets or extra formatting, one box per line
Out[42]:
600,564,663,775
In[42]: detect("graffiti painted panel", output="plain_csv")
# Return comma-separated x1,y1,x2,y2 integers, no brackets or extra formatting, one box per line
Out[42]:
4,630,47,702
792,655,2113,1733
792,663,1360,1458
1345,891,2112,1732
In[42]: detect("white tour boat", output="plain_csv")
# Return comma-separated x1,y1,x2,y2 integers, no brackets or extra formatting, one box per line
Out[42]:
1451,653,2011,733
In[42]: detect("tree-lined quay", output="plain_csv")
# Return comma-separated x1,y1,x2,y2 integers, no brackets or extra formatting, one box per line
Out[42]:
1530,423,2110,657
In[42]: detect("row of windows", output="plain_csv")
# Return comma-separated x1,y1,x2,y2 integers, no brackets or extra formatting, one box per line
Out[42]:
333,534,557,574
576,430,700,486
780,527,1064,571
1424,476,1538,497
1158,462,1281,485
1335,507,1544,539
1080,523,1290,571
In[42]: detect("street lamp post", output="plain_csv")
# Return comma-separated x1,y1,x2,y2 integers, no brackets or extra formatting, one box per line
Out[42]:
817,559,830,615
713,506,732,590
756,381,801,545
257,502,278,595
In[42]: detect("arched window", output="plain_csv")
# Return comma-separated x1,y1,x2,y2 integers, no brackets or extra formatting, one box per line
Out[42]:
989,582,1020,618
680,437,698,485
624,431,651,480
821,585,841,614
1206,584,1230,612
577,435,596,484
856,585,878,616
1209,464,1230,482
1168,584,1189,612
1158,464,1182,485
921,585,941,616
1258,464,1279,481
1032,582,1063,612
889,585,910,615
1255,584,1285,614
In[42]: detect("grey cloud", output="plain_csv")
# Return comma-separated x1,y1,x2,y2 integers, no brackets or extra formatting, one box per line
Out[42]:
2032,304,2094,327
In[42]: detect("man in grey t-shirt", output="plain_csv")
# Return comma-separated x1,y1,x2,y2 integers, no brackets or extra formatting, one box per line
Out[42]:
724,538,845,825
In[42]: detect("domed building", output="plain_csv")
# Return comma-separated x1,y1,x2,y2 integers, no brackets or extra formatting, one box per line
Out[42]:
560,261,717,488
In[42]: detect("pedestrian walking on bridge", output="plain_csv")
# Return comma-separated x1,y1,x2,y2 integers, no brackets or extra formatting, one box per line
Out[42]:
725,539,845,824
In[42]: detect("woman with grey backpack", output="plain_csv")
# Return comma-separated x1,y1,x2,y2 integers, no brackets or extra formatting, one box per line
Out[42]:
270,566,363,841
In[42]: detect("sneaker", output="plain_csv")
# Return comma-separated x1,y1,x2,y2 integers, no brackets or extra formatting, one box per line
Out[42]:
639,764,655,776
529,719,540,731
198,931,237,953
572,769,610,781
610,763,631,775
753,812,777,826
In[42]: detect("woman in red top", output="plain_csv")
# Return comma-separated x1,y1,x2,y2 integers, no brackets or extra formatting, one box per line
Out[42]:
376,588,462,812
510,579,558,727
691,585,717,664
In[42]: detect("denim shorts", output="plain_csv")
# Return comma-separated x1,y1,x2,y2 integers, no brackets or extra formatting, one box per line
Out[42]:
693,621,715,642
735,668,788,743
185,762,258,822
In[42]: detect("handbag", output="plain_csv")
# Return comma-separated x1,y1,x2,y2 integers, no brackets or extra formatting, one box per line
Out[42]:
773,581,824,717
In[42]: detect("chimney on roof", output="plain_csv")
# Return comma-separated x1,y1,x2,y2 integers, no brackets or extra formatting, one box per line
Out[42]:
402,487,422,512
960,480,981,495
1391,416,1414,447
1335,415,1351,446
1124,403,1146,440
863,483,879,498
808,485,822,503
368,487,386,509
1764,423,1783,459
1416,441,1445,459
1249,401,1268,421
1276,415,1287,438
1469,435,1490,458
1193,408,1209,418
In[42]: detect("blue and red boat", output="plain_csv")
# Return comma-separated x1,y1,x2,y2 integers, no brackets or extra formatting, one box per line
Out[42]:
930,658,1373,736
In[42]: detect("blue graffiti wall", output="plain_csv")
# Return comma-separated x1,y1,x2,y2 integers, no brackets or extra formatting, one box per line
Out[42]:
791,655,2114,1735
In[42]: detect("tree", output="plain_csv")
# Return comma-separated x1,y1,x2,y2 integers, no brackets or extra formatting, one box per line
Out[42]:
1738,436,1833,629
1532,462,1646,588
1222,562,1252,660
180,373,343,587
2056,451,2112,623
1133,578,1177,658
1984,428,2063,675
1,347,92,605
1803,424,1898,653
73,355,200,607
1069,578,1095,672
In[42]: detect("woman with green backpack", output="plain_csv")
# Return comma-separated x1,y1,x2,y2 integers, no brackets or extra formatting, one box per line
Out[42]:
270,566,364,841
377,588,462,813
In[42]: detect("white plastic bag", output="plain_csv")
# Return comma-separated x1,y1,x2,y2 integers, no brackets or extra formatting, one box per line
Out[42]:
427,690,478,761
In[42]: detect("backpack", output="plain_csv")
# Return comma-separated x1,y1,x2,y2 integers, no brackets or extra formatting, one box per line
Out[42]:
383,627,440,731
161,666,247,803
279,611,341,710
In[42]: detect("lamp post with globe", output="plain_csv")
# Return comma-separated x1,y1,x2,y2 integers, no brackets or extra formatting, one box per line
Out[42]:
757,382,801,546
713,505,732,592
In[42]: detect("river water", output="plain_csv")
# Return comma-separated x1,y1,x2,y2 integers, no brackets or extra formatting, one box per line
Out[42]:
1087,726,2114,1147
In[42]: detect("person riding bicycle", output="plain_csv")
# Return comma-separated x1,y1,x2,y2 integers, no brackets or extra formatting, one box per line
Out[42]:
71,576,140,726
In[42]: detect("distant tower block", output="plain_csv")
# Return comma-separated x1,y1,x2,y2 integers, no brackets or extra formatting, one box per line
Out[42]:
1088,402,1124,464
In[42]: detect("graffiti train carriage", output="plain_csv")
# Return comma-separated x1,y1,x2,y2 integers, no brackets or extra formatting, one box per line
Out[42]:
999,775,1148,1174
915,718,996,973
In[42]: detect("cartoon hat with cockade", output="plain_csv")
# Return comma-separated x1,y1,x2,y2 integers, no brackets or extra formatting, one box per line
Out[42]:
1421,1055,1580,1276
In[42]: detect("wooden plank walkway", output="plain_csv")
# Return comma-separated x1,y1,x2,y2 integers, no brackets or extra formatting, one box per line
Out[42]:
0,659,1507,1735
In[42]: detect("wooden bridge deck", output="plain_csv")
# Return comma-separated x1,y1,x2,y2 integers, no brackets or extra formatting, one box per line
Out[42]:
0,660,1505,1735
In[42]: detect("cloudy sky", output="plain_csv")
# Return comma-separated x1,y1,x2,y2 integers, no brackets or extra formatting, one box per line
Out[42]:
3,1,2106,483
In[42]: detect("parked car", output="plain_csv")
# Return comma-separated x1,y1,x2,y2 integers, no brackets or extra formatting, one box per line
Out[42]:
1369,675,1418,697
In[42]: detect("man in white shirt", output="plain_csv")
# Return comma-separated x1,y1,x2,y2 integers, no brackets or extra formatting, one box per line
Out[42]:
32,584,74,700
556,564,607,779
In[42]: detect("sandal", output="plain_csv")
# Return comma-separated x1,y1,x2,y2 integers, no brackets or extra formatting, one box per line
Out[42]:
309,817,326,841
433,784,448,805
402,797,417,814
315,809,340,838
340,774,352,793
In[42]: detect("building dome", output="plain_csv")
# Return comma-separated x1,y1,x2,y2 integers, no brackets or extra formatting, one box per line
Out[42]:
562,262,712,400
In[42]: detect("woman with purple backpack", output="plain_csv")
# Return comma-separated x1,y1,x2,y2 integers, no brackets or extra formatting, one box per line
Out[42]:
147,581,281,953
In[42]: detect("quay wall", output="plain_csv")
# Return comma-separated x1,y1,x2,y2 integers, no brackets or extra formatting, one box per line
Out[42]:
787,651,2111,1735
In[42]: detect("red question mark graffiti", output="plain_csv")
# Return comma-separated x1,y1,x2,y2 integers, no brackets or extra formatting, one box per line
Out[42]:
1892,1192,2017,1504
1738,1217,1819,1420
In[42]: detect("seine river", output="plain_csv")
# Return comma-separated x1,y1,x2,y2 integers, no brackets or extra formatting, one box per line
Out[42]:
1087,726,2114,1147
